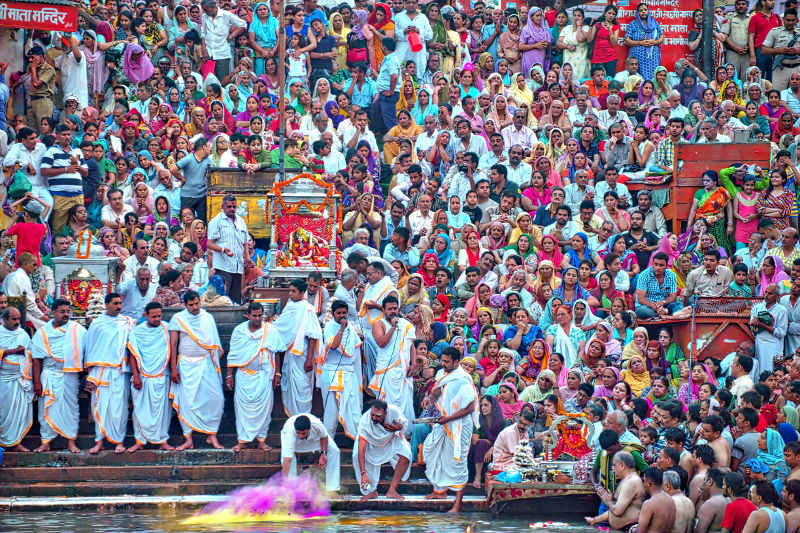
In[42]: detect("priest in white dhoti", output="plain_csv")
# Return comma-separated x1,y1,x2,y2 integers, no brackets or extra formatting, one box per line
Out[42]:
226,302,286,452
781,279,800,357
31,299,86,453
333,269,360,326
394,0,433,73
358,261,398,384
305,272,330,325
0,308,33,451
421,346,479,513
3,253,46,329
353,399,412,502
273,279,322,417
169,290,224,450
280,413,341,492
321,300,362,440
750,283,788,372
126,302,174,452
85,293,135,454
367,295,416,437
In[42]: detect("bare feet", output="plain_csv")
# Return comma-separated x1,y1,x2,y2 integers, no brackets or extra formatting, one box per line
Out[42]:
159,442,175,451
424,492,447,500
114,443,126,453
385,489,405,500
257,441,272,451
33,442,51,453
126,442,143,453
447,504,462,514
584,517,597,526
207,434,223,449
472,479,482,489
231,442,246,452
67,440,81,453
175,435,194,451
88,441,104,454
11,444,30,452
359,490,378,502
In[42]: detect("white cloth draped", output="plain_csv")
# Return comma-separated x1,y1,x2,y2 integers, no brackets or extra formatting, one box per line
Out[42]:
30,321,86,442
168,309,224,436
228,321,286,443
280,414,341,491
554,324,579,368
358,276,398,384
352,404,411,495
0,326,33,447
321,320,362,440
273,300,322,417
367,317,415,437
127,322,172,444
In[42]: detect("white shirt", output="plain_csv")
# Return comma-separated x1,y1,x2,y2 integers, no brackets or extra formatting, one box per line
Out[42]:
415,130,439,154
342,126,379,152
120,255,160,284
207,211,248,274
55,52,88,109
408,210,434,237
308,127,342,154
501,124,536,149
543,220,581,241
116,278,158,319
505,161,532,186
2,141,46,187
200,9,247,60
670,105,688,120
321,150,346,174
566,105,590,127
218,150,239,168
597,110,634,132
697,133,731,143
101,203,135,226
450,133,488,157
280,414,329,458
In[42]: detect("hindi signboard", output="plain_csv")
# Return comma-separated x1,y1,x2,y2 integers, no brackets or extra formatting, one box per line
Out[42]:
0,1,78,32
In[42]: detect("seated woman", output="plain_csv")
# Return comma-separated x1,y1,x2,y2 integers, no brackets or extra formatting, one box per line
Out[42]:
472,395,508,489
560,232,601,272
601,234,640,293
495,381,524,424
520,368,558,403
98,228,130,260
466,282,494,329
645,339,672,381
143,195,179,238
152,269,183,307
658,326,686,378
61,204,99,239
613,310,635,346
592,365,621,401
608,380,633,412
622,326,649,367
554,266,599,307
545,304,586,369
643,374,677,413
621,354,650,398
515,338,551,387
588,321,623,363
677,361,716,405
573,298,600,341
592,270,628,319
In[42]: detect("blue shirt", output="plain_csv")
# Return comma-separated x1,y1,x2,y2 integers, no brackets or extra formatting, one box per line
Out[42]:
302,8,328,34
0,74,9,133
376,52,402,93
636,267,678,306
481,23,507,60
343,78,377,109
382,243,421,267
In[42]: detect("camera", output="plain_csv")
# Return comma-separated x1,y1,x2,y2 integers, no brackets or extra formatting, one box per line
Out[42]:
458,164,469,173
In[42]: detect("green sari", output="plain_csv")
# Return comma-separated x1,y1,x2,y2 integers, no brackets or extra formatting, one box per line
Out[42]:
693,186,733,255
663,342,685,380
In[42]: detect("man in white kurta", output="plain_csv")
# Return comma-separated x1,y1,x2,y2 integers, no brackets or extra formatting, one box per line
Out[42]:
3,258,46,329
367,296,416,437
781,278,800,357
226,303,286,452
280,413,341,492
358,262,398,384
394,0,433,71
273,280,322,417
126,302,174,451
169,291,224,450
354,400,412,502
305,272,330,325
85,294,135,454
750,283,788,372
0,308,33,451
321,301,363,440
421,347,479,513
31,299,86,453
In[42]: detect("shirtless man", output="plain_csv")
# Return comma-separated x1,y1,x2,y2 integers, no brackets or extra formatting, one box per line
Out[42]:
699,415,731,468
787,440,800,483
585,451,645,529
689,444,716,511
695,468,730,533
741,481,786,533
783,479,800,533
663,470,694,533
632,467,676,533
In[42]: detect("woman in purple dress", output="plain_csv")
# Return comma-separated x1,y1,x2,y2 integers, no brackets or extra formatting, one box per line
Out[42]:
519,7,552,79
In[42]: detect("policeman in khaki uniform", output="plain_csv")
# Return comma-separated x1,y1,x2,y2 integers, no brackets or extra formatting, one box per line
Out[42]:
763,8,800,92
24,47,56,134
721,0,752,83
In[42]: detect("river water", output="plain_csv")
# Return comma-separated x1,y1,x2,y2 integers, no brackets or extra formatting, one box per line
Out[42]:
0,510,601,533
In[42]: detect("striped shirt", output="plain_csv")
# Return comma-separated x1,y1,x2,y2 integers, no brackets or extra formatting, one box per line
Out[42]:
207,211,248,275
40,143,86,195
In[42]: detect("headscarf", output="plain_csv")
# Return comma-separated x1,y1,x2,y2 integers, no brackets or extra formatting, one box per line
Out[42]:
786,405,800,430
99,227,124,256
495,58,512,85
484,221,508,249
720,79,745,110
123,44,155,84
559,368,584,402
325,101,344,129
509,73,534,108
425,233,453,269
81,30,109,99
565,232,593,268
689,362,718,402
478,52,494,80
574,298,600,336
588,321,622,361
648,232,681,269
351,9,368,39
623,75,643,94
652,66,669,101
756,428,790,473
628,2,660,39
479,395,507,441
760,256,791,296
419,252,440,287
675,68,703,106
411,86,439,126
447,197,471,230
520,7,552,53
537,234,564,267
780,423,799,444
526,369,557,402
435,294,451,323
427,3,447,45
621,354,651,398
645,339,670,374
503,233,536,259
593,365,621,398
622,327,649,365
249,2,279,48
528,65,546,92
368,3,393,30
399,273,426,306
498,382,524,420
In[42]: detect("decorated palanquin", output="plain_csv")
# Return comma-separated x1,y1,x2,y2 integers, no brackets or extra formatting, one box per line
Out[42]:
268,174,340,281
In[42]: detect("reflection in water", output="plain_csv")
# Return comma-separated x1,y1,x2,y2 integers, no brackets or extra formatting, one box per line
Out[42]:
0,510,601,533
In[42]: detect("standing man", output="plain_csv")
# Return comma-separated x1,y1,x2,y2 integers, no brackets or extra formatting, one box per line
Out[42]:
722,0,753,84
272,279,322,417
85,293,135,454
358,261,399,384
227,303,286,452
372,38,402,137
420,346,478,514
321,301,362,440
481,8,506,62
333,269,360,324
368,296,417,435
280,414,340,492
31,299,86,453
308,18,336,92
762,8,800,92
634,468,677,533
2,127,52,222
0,308,32,452
169,291,225,451
199,0,247,82
749,0,782,83
39,125,88,234
126,302,174,452
116,268,157,320
24,47,56,133
170,138,213,222
694,469,728,533
354,399,412,502
305,272,330,325
207,194,248,303
750,283,787,372
782,279,800,357
394,0,432,78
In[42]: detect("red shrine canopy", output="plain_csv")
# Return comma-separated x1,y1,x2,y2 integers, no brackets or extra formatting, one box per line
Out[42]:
0,0,79,32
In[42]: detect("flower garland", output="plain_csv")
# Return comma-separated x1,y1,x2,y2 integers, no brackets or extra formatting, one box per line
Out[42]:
68,280,103,313
76,229,92,259
267,173,342,244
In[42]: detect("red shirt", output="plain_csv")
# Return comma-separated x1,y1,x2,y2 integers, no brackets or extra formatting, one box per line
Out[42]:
591,23,621,64
720,498,757,533
749,11,781,48
8,222,46,267
480,355,500,378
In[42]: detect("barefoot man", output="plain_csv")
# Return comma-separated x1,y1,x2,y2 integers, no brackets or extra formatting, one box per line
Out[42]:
354,399,411,502
0,308,33,452
631,467,676,533
126,303,174,452
586,451,645,529
695,468,729,533
31,299,86,453
85,293,135,454
321,300,362,440
280,414,341,492
169,291,224,450
663,470,694,533
688,444,715,511
421,346,478,513
226,303,286,452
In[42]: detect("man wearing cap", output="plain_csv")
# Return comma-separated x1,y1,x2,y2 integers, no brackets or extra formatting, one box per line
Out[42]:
628,190,666,237
25,47,56,134
52,33,88,109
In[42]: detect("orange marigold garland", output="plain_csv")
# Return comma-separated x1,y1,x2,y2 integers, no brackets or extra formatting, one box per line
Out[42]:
76,230,91,259
267,173,341,246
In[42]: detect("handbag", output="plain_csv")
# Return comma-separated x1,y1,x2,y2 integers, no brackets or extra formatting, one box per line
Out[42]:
346,47,367,65
8,170,32,199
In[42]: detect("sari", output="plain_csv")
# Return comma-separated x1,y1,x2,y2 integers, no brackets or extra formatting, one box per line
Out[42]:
587,321,623,362
536,235,564,268
419,253,440,288
368,5,393,67
497,383,524,421
559,368,584,403
516,338,550,385
593,365,620,399
751,428,791,481
672,251,694,289
621,354,650,398
687,185,733,255
520,8,551,76
662,340,686,379
621,327,649,365
522,368,557,403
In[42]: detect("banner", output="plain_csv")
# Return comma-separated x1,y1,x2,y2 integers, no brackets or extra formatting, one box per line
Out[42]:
0,1,78,32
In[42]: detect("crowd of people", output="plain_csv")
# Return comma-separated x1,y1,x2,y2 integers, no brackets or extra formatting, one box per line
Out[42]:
5,0,800,523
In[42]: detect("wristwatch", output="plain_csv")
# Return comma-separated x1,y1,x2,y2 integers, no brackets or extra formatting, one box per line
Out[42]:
320,450,327,455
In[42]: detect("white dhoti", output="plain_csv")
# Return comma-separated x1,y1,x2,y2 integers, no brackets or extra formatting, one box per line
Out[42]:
128,322,172,444
358,277,397,385
321,320,362,440
352,404,411,495
0,327,34,447
367,318,415,437
31,320,86,443
280,414,341,492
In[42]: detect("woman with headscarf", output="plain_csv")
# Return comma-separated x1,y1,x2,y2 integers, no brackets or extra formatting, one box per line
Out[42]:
676,361,715,404
248,2,278,76
366,3,394,68
744,428,790,482
520,368,558,403
558,368,584,405
759,256,791,296
520,7,551,77
509,73,534,110
411,86,439,126
536,235,564,272
80,31,112,108
425,4,455,79
472,395,507,489
593,365,621,400
780,406,800,444
497,14,523,74
544,304,585,368
539,102,572,136
621,354,650,398
622,327,650,366
588,321,623,362
624,3,664,80
514,338,550,386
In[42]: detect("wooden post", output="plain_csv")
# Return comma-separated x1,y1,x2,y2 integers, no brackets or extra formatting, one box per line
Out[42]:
702,0,714,80
278,0,286,181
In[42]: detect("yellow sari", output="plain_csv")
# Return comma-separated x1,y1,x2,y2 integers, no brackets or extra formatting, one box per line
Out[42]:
328,13,351,72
